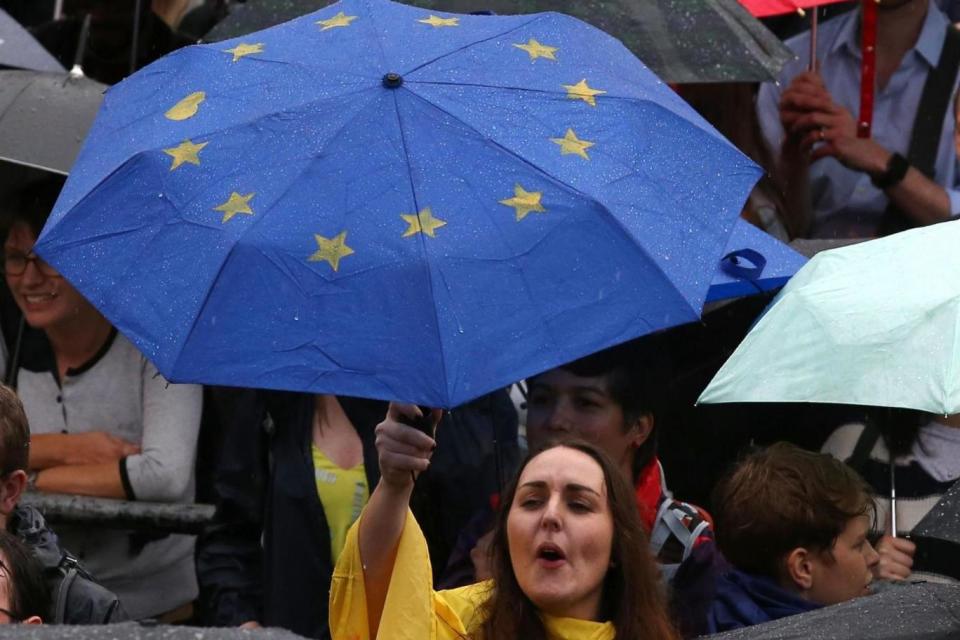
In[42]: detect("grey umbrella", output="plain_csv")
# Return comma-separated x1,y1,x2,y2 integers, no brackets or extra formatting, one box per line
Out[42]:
707,582,960,640
0,8,63,73
0,69,105,175
910,478,960,581
0,621,306,639
204,0,793,84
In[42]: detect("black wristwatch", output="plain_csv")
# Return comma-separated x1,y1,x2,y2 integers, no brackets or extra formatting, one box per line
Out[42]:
870,152,910,190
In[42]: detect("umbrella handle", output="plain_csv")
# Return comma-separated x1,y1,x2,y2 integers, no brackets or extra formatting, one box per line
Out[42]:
890,462,898,538
720,249,767,281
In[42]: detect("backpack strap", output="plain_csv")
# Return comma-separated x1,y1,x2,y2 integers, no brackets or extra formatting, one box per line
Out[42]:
650,498,709,560
54,566,79,625
908,25,960,178
881,25,960,234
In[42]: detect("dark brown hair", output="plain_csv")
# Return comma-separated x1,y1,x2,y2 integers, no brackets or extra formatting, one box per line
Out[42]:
714,442,873,578
0,175,64,240
0,530,49,622
535,337,667,480
0,385,29,476
477,439,678,640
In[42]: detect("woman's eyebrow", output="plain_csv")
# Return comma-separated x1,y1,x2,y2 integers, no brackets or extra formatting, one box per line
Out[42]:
564,483,602,497
518,480,602,496
518,480,548,491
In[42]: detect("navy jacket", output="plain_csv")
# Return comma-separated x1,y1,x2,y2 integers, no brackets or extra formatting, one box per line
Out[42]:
707,567,821,633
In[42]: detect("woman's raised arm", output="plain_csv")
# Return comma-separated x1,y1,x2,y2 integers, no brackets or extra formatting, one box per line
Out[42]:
359,403,439,638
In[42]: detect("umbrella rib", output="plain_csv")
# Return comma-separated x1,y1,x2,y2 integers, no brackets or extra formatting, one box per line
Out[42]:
401,87,710,321
944,299,960,414
409,79,638,102
0,74,37,124
401,13,551,77
386,88,452,406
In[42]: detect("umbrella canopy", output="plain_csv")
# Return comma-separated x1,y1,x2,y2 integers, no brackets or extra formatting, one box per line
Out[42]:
706,219,806,303
699,220,960,414
0,8,64,73
37,0,760,408
204,0,794,84
0,70,105,175
707,582,960,640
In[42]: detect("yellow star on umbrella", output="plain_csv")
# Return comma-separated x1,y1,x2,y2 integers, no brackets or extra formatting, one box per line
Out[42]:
317,11,357,30
551,129,595,160
513,39,558,61
309,231,354,271
224,42,264,62
213,192,255,223
499,185,546,221
401,207,446,238
165,91,205,121
563,79,606,107
418,15,459,27
163,139,208,171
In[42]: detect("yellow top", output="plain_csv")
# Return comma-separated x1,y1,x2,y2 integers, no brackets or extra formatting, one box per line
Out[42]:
312,444,369,562
329,509,616,640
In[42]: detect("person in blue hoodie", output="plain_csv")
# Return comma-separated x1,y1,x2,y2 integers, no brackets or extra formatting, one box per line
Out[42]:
707,442,880,633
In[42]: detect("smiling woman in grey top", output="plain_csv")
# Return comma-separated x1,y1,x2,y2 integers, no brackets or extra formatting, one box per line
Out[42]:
2,177,202,620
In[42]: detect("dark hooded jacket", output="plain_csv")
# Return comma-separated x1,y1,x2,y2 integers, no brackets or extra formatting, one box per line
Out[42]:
706,566,821,633
9,504,127,624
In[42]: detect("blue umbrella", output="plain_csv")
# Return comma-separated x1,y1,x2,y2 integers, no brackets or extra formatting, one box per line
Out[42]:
37,0,760,407
706,220,807,303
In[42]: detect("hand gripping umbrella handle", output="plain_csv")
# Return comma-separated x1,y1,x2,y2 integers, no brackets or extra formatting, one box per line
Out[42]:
398,406,436,485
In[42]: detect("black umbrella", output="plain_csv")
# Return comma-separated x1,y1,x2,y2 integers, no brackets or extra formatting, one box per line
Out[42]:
0,8,63,72
204,0,793,84
0,69,105,175
910,478,960,581
0,621,306,639
707,582,960,640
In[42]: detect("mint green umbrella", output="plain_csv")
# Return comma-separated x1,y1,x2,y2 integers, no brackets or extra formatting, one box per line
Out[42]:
698,221,960,415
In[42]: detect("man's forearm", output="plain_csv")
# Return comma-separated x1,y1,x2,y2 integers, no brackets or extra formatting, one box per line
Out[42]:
29,434,74,470
35,462,127,499
885,167,952,226
778,142,814,238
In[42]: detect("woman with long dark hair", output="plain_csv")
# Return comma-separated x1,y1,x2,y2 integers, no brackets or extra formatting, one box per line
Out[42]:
329,403,678,640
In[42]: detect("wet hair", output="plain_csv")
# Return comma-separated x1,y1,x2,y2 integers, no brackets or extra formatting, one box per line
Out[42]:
714,442,873,579
478,439,678,640
0,175,65,240
0,385,29,476
532,338,666,480
0,530,49,622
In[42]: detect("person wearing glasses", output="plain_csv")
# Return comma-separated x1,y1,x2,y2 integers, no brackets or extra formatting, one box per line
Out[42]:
0,176,202,621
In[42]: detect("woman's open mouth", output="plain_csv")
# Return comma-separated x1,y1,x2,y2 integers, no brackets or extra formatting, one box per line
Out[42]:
536,543,567,569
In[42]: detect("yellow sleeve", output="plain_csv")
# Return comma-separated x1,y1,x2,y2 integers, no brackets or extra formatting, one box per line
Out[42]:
329,508,492,640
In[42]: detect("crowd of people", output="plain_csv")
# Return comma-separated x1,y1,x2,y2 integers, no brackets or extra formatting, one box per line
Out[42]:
0,0,958,638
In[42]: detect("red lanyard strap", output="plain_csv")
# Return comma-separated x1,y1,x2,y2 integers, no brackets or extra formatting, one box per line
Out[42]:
858,0,878,138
